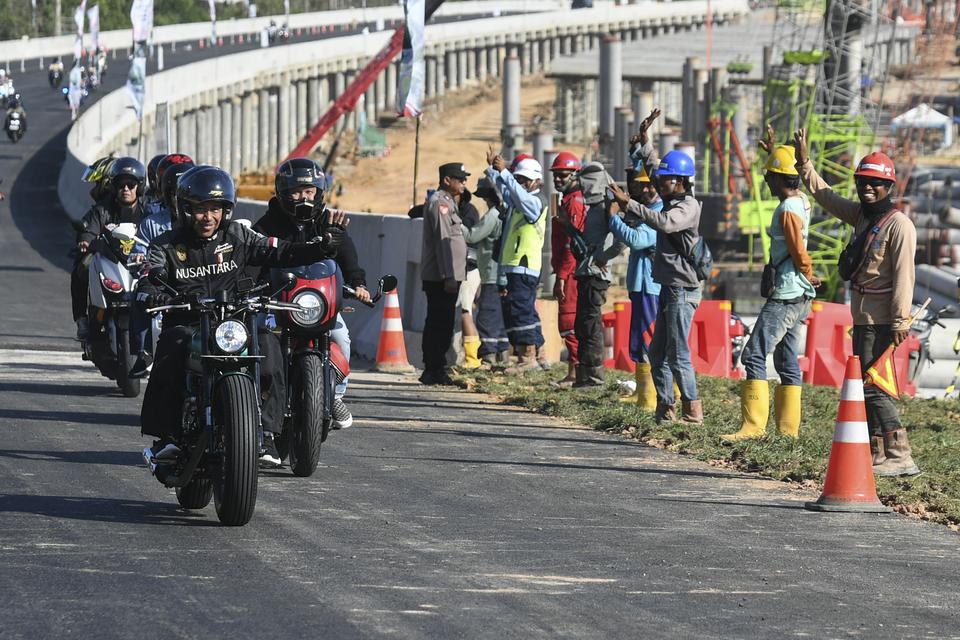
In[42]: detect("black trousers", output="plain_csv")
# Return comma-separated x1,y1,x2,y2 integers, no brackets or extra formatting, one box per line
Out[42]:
422,280,459,373
853,324,902,436
574,276,609,370
141,325,285,440
70,256,90,322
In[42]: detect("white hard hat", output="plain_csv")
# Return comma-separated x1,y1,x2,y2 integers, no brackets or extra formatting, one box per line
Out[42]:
513,157,543,181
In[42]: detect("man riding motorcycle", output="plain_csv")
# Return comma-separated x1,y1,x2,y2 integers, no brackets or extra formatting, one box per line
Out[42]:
4,93,26,135
128,159,197,378
72,157,146,340
138,166,348,466
252,157,365,430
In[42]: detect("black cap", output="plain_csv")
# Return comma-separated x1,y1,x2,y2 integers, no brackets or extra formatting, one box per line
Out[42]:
439,162,470,181
473,176,498,200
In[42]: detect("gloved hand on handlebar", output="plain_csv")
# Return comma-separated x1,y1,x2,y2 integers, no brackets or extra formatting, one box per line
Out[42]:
137,291,173,308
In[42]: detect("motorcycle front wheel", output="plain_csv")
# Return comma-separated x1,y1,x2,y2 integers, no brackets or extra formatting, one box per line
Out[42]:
212,375,259,526
289,353,325,477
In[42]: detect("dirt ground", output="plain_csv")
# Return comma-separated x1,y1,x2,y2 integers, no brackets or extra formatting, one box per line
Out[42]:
238,77,557,212
330,77,556,215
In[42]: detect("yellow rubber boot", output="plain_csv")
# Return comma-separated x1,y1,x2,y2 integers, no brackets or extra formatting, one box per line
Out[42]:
619,366,643,403
637,363,656,411
721,379,770,442
774,384,802,438
462,336,482,370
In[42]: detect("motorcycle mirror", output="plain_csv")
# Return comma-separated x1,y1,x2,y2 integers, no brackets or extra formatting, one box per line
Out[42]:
380,275,398,293
147,268,169,286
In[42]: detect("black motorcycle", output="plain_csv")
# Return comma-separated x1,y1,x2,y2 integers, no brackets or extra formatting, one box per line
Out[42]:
143,272,309,526
4,110,23,143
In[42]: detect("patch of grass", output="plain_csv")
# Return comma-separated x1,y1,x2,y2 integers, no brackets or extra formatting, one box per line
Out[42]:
459,366,960,529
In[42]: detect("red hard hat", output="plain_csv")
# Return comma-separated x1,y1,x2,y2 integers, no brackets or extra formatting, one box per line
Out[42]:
509,153,534,173
550,151,581,172
855,152,896,182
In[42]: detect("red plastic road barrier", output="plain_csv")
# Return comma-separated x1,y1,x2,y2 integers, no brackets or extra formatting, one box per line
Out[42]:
688,300,741,379
612,300,635,373
803,301,853,388
805,355,892,513
894,334,920,397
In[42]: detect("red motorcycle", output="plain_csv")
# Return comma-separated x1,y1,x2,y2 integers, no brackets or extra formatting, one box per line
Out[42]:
270,259,396,476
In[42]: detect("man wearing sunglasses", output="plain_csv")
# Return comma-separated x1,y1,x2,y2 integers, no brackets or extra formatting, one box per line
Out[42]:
71,156,147,341
795,128,919,478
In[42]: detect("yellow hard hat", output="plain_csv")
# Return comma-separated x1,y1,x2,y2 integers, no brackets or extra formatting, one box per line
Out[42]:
765,145,799,176
627,165,651,183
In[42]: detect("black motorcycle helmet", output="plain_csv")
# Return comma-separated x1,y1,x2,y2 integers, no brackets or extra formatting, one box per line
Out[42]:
107,156,146,197
175,166,236,231
161,161,196,221
275,157,326,222
156,152,194,187
147,154,166,194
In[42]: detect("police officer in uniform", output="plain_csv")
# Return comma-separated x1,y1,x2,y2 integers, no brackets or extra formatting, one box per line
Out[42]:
419,162,469,385
138,166,346,466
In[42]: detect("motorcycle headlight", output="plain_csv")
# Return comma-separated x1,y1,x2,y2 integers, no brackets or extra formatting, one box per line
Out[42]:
291,291,326,326
215,320,248,354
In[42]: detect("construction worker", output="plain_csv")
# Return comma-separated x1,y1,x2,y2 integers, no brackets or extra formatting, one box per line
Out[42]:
607,164,660,409
573,162,624,387
721,136,819,442
794,128,919,476
420,162,469,386
550,151,587,385
464,177,508,367
609,108,706,424
484,146,547,372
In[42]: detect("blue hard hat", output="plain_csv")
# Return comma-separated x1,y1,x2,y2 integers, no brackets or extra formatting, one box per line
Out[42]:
658,150,696,178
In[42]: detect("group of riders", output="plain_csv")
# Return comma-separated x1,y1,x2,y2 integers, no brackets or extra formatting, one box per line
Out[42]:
71,153,364,467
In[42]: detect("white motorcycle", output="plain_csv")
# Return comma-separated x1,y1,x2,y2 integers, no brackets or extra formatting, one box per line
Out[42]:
82,222,148,397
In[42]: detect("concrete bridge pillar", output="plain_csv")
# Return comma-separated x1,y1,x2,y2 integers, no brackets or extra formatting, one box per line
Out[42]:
267,91,279,167
241,92,255,172
278,81,291,160
257,88,270,169
220,100,233,175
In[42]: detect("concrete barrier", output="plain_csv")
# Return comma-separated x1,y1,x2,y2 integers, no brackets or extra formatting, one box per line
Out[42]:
0,0,566,63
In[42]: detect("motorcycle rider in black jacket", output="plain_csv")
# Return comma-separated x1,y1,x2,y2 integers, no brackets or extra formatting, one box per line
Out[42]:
252,158,366,430
138,166,347,466
72,157,146,340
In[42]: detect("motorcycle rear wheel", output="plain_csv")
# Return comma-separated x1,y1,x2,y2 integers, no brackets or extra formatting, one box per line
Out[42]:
212,375,259,526
289,353,324,477
176,478,213,510
116,328,140,398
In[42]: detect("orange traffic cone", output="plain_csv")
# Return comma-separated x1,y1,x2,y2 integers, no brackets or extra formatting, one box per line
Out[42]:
374,289,414,373
805,355,892,513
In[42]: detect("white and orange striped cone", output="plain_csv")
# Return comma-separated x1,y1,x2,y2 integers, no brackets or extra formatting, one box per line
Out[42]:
805,355,892,513
374,289,415,373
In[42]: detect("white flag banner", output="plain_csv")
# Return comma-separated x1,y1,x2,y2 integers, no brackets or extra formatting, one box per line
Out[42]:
397,0,425,117
126,42,147,119
73,35,83,61
209,0,217,43
283,0,290,20
130,0,154,43
74,0,87,36
87,4,99,51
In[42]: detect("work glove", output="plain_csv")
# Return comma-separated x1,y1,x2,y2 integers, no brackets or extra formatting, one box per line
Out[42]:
138,291,172,309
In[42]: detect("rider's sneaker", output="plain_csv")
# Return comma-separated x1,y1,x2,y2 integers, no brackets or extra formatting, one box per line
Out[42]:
259,433,282,468
149,440,180,460
129,351,153,378
331,398,353,430
75,318,89,341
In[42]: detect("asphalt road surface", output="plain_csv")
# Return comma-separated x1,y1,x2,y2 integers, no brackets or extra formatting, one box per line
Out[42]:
2,11,960,640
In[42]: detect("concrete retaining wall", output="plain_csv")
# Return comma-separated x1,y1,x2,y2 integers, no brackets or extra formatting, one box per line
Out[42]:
0,0,565,63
